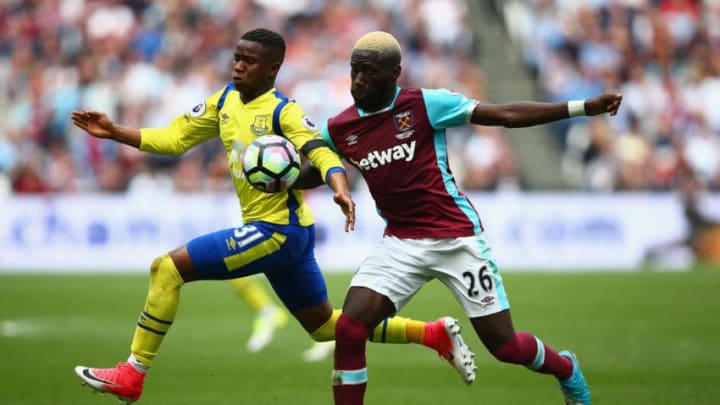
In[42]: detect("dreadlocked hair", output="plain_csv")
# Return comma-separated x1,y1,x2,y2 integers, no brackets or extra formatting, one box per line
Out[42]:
241,28,286,61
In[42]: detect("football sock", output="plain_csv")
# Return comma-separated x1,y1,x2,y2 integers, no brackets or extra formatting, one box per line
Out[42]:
333,314,369,405
311,309,341,341
310,311,427,345
228,276,272,312
405,319,425,343
129,254,184,369
127,354,148,373
492,331,573,380
370,316,426,344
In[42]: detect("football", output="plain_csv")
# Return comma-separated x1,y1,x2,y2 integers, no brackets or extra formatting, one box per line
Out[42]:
241,135,301,193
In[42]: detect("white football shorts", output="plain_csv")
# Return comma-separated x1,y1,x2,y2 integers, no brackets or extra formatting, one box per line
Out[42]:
349,234,510,318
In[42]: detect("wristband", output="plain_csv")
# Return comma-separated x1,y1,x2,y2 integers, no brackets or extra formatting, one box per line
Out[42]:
568,100,586,117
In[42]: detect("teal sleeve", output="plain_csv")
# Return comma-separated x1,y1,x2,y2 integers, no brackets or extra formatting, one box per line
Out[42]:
421,88,478,129
320,121,342,157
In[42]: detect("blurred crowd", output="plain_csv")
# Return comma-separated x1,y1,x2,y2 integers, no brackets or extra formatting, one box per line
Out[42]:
5,0,716,196
501,0,720,191
0,0,524,195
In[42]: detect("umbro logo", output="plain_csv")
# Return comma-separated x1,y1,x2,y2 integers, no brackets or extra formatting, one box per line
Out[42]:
220,113,230,125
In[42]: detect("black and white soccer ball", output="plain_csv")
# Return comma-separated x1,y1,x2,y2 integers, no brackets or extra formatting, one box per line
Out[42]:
241,135,301,193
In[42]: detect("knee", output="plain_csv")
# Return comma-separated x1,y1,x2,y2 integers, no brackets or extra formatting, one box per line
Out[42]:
149,255,165,276
309,309,340,342
149,254,183,287
483,330,516,355
335,314,370,347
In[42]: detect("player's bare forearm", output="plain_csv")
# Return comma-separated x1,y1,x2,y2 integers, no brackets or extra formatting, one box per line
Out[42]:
108,125,142,148
327,171,356,232
293,162,324,190
470,93,622,128
471,101,569,128
70,110,142,148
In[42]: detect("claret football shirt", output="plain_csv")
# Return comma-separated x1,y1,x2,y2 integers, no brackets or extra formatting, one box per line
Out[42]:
323,87,483,238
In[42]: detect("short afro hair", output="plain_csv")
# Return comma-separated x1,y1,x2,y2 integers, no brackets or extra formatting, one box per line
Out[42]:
352,31,402,66
241,28,286,61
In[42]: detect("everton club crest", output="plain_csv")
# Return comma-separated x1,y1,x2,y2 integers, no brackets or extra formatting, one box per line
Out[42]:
250,115,270,136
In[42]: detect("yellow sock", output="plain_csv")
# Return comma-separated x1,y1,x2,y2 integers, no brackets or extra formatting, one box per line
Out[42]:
370,316,426,344
310,309,341,341
130,254,184,369
405,319,426,344
228,276,272,312
309,310,426,345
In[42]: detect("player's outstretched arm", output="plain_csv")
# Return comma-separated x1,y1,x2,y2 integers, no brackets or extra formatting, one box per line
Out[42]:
470,93,623,128
70,110,141,148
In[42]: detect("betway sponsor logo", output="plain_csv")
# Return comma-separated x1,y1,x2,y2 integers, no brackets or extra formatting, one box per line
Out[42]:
349,140,416,171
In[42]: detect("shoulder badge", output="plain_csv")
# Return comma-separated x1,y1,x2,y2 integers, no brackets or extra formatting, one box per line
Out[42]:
189,102,206,118
301,115,318,131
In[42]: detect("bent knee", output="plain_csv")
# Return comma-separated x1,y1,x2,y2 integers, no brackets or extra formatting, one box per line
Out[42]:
149,254,183,286
150,255,165,275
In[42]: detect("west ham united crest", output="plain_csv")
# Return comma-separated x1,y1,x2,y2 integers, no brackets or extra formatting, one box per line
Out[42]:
394,111,414,131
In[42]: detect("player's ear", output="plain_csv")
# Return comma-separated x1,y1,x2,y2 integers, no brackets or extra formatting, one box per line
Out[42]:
391,65,401,80
268,61,281,79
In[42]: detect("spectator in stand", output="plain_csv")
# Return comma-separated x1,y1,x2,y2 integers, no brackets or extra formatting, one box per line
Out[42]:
502,0,720,191
1,0,515,194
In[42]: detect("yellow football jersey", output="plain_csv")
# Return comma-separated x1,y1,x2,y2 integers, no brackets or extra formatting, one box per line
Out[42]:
139,85,344,226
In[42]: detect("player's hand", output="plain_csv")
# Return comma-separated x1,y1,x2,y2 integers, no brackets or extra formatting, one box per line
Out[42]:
70,110,115,139
585,93,623,117
333,192,356,232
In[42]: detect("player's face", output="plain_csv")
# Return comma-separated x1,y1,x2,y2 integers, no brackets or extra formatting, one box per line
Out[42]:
350,50,399,112
232,40,280,100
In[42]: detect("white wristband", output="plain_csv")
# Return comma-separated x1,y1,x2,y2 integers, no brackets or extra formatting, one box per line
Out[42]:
568,100,586,117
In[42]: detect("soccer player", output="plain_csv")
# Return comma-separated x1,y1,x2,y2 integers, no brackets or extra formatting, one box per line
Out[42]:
299,31,623,405
69,28,476,404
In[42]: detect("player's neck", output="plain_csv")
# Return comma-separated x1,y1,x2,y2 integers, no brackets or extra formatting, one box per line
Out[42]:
240,84,274,104
363,87,397,114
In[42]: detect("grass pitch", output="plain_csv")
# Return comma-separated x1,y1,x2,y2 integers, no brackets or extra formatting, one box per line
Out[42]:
1,267,718,404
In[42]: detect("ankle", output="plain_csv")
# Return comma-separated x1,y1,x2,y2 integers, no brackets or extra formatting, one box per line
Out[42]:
127,355,149,373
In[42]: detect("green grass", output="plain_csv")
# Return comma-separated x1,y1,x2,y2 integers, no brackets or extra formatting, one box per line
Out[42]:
1,268,719,404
